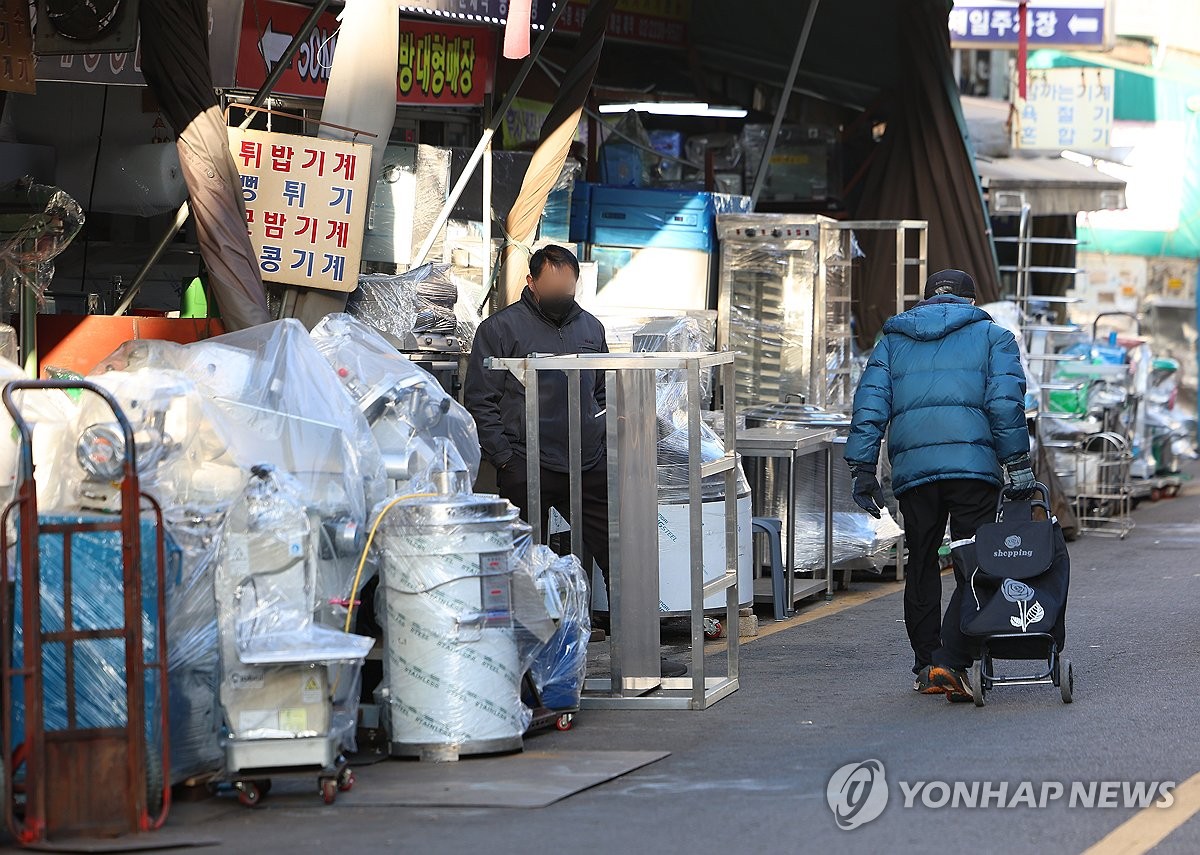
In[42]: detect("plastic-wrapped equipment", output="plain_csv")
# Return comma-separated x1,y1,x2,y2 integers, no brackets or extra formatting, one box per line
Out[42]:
218,466,370,771
96,320,385,631
0,359,77,516
526,547,591,711
349,262,480,350
310,313,481,493
0,178,84,310
630,318,754,611
981,301,1042,411
717,215,850,410
372,491,555,758
60,368,249,781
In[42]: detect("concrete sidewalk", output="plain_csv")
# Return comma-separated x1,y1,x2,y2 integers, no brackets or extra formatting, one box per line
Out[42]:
19,476,1200,854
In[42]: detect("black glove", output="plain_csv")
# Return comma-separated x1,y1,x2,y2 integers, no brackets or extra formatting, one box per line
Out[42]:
1003,453,1035,499
851,467,885,519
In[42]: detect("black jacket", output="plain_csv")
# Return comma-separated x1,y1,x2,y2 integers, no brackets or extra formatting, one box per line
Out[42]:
465,287,608,473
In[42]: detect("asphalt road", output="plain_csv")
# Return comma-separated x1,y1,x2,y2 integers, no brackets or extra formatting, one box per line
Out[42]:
23,476,1200,854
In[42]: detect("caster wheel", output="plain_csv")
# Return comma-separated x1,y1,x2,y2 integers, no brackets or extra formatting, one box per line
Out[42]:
337,769,355,792
969,660,985,707
1151,488,1163,502
321,779,337,805
237,782,262,808
555,714,574,732
1059,657,1074,704
703,618,722,640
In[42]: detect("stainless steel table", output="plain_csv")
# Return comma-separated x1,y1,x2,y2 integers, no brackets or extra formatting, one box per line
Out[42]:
737,426,836,613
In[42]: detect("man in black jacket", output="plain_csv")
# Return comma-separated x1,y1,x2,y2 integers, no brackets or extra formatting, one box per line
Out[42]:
465,244,612,581
466,246,686,677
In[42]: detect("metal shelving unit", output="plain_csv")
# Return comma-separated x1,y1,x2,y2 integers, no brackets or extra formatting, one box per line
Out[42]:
488,351,740,711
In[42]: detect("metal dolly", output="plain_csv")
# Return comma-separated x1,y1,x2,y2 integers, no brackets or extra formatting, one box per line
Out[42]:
0,380,171,844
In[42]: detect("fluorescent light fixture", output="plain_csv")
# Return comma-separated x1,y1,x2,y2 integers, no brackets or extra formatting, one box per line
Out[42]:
598,101,748,118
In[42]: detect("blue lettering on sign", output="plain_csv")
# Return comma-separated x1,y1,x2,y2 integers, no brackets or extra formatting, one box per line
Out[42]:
949,5,1105,47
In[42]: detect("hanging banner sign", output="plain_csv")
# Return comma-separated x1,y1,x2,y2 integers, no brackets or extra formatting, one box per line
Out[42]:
235,0,493,105
228,127,370,293
1012,66,1114,150
558,0,690,48
0,0,36,94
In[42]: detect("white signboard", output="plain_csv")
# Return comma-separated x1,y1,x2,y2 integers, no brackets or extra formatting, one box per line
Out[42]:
228,127,370,293
1012,66,1114,150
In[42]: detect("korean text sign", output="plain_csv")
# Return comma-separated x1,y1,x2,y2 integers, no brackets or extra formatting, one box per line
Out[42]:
1012,67,1114,150
228,128,369,293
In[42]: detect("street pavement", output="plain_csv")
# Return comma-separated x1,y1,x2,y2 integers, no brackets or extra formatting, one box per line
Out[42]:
21,475,1200,854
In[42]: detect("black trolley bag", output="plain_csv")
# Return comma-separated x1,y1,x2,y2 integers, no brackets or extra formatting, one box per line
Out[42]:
953,483,1073,704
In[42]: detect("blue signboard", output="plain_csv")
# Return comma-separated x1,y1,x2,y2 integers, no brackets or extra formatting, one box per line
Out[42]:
949,3,1110,49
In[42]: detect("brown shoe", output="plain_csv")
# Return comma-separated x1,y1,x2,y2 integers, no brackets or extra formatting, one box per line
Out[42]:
929,665,972,702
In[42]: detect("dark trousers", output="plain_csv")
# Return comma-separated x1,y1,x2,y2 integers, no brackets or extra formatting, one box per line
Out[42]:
497,457,610,595
898,478,1000,672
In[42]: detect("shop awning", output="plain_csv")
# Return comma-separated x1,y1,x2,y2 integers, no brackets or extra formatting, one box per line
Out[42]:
975,155,1127,216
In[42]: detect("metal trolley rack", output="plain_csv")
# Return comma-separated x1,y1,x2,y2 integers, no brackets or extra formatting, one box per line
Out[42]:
488,352,739,711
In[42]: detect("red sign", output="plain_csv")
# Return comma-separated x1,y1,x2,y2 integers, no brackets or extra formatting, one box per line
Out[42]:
235,1,493,105
557,0,690,48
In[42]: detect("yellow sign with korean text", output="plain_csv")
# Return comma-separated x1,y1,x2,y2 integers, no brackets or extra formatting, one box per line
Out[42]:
228,128,370,293
1012,67,1114,151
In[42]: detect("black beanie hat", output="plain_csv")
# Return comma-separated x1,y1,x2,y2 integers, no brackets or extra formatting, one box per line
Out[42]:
923,269,977,300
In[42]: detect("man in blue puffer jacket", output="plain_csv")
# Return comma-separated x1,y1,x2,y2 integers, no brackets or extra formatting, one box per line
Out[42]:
845,269,1035,702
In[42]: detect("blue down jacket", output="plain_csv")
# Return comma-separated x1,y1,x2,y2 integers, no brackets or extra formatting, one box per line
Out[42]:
845,296,1030,495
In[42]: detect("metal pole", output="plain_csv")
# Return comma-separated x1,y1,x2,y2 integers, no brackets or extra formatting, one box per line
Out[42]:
113,202,191,317
750,0,820,209
411,0,572,267
482,138,493,308
118,0,331,316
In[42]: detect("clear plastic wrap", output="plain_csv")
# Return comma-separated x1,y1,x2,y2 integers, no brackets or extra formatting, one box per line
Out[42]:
372,492,554,754
218,467,370,760
0,358,78,516
527,547,590,711
349,262,478,349
97,320,386,632
717,215,847,409
10,516,171,792
631,316,748,503
599,110,653,187
310,313,481,490
0,178,85,311
982,301,1042,410
786,448,903,570
63,368,248,781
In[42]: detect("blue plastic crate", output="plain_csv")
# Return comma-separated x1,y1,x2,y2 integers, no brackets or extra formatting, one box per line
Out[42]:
569,182,593,244
588,187,715,251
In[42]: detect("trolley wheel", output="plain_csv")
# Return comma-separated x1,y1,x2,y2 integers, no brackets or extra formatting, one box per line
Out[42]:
321,778,338,805
555,713,575,732
1059,657,1074,704
1166,484,1181,498
1151,487,1163,502
703,617,722,640
236,781,263,808
969,660,985,707
337,769,355,792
